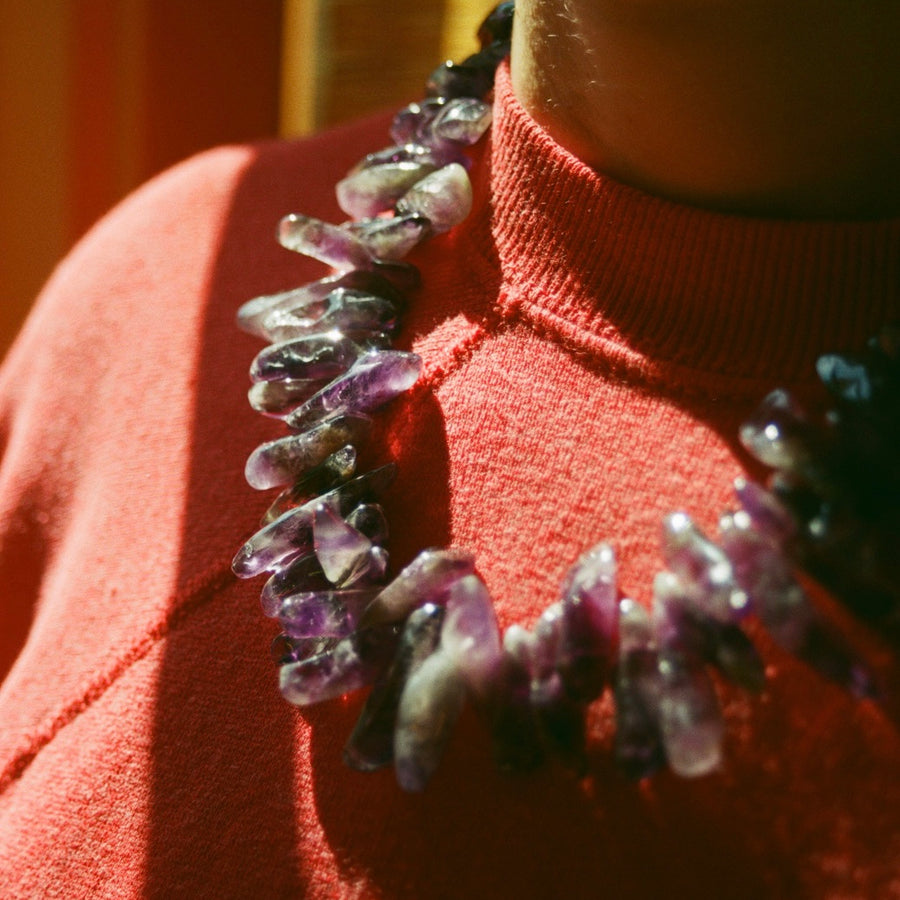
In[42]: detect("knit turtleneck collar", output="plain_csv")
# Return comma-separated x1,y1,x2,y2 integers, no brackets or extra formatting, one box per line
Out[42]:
467,62,900,392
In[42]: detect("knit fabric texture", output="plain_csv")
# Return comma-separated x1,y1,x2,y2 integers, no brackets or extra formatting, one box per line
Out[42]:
0,63,897,898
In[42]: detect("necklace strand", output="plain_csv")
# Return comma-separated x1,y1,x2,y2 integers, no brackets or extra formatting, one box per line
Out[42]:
232,2,899,791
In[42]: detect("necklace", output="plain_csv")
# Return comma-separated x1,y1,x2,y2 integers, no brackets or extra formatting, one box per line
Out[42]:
232,2,899,791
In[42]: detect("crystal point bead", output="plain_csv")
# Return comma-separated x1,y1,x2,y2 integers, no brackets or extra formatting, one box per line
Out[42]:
739,389,814,470
250,331,367,383
394,650,466,792
344,603,445,772
487,648,546,773
260,289,399,344
285,350,422,432
280,622,400,706
390,99,446,147
442,574,502,696
313,501,373,585
244,413,371,490
277,588,378,639
278,213,373,270
477,1,515,48
661,512,746,621
613,599,666,779
260,553,327,616
557,542,619,702
233,464,396,579
359,547,476,628
347,215,431,261
395,164,473,234
337,163,439,219
345,503,388,545
431,98,493,146
262,445,357,524
655,650,724,778
248,378,331,417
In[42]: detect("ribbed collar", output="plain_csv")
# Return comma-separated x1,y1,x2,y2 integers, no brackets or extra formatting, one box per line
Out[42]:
466,62,900,391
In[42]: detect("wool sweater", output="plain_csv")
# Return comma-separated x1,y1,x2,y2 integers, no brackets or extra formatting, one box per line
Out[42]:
0,63,897,899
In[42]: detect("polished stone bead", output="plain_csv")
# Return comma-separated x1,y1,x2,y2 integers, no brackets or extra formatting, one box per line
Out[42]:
395,164,473,234
739,389,816,470
271,632,334,665
260,289,400,345
394,649,467,791
431,98,492,146
345,503,389,545
720,510,878,697
441,574,502,697
278,213,373,270
655,649,724,778
262,445,357,524
390,98,447,147
248,378,331,417
654,571,765,693
238,270,403,340
425,45,508,100
344,603,445,772
260,553,327,616
338,161,439,219
557,542,618,702
733,477,796,547
661,511,748,621
360,548,475,626
477,1,515,48
244,413,371,490
250,331,371,383
285,350,422,432
353,143,447,172
347,215,431,261
313,501,373,585
613,599,666,779
280,622,401,706
276,588,378,639
232,464,396,578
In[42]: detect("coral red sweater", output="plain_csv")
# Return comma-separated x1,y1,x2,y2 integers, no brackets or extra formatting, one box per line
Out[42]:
0,64,897,899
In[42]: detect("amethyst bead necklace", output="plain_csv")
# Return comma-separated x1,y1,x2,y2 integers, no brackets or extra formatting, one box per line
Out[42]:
232,2,899,791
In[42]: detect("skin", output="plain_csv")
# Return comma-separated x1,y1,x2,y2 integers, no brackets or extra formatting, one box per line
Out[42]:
511,0,900,218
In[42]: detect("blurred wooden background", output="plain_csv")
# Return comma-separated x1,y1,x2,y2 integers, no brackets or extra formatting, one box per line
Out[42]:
0,0,494,360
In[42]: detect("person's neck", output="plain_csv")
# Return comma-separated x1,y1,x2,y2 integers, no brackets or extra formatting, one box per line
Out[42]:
511,0,900,219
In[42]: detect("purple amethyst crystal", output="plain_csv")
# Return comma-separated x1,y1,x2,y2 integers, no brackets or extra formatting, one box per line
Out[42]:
359,548,476,628
395,164,473,234
232,464,396,579
260,553,327,616
280,622,401,706
276,588,378,639
313,501,374,586
344,603,445,772
652,575,724,777
613,598,666,779
337,162,440,219
556,542,619,702
733,477,796,547
739,389,816,470
431,98,493,146
250,331,371,383
661,511,748,622
271,633,335,666
244,413,372,490
393,649,467,792
260,289,399,344
285,350,422,432
390,98,447,147
345,503,389,545
719,510,878,698
248,378,331,417
346,215,432,261
262,445,357,524
353,143,446,172
278,213,373,271
441,574,502,698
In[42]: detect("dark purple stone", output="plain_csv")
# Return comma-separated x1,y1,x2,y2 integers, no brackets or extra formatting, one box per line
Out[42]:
426,45,509,100
248,378,331,417
277,588,378,639
477,1,515,49
280,622,401,706
345,503,389,545
250,332,371,383
344,603,445,772
260,553,328,616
